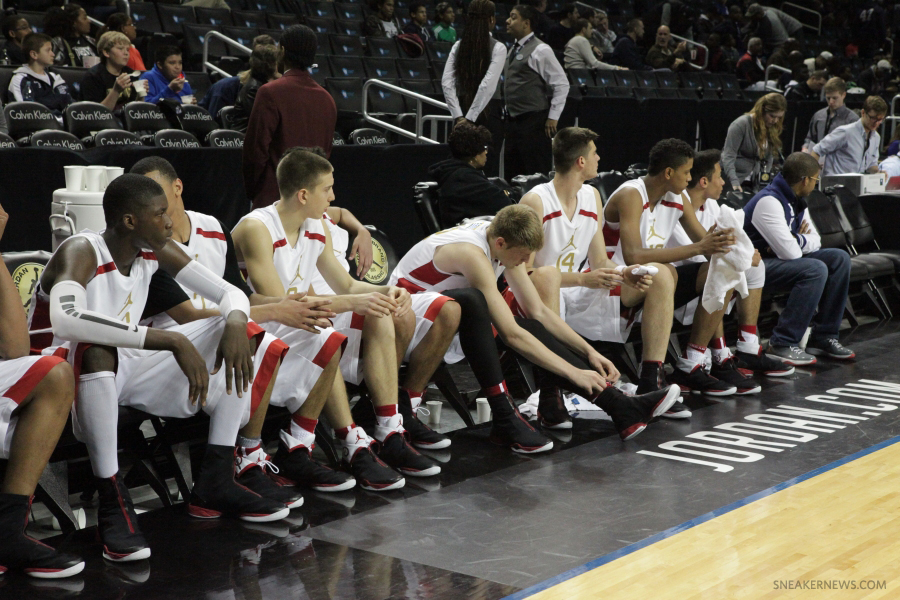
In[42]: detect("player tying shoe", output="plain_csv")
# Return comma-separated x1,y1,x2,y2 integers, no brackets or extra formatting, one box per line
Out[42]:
233,149,441,484
604,139,740,403
33,174,290,563
0,205,84,579
667,150,793,391
391,204,680,451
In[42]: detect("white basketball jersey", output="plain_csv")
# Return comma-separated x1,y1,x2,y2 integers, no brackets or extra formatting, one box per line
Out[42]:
668,198,720,265
234,203,327,295
390,220,504,293
309,212,349,295
36,231,159,345
529,182,599,273
606,178,684,266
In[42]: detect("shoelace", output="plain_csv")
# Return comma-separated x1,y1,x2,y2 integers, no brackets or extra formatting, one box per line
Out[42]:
790,346,805,354
242,451,280,475
412,405,430,420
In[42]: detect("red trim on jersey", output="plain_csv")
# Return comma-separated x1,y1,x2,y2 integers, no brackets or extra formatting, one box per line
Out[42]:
660,200,683,211
304,231,326,244
350,313,365,330
423,295,451,322
642,203,650,210
543,211,563,223
396,278,426,294
502,288,526,318
139,251,157,261
312,331,348,369
247,323,288,419
195,228,226,241
409,261,450,286
3,356,65,405
578,209,598,221
610,286,622,297
95,261,117,275
272,239,288,250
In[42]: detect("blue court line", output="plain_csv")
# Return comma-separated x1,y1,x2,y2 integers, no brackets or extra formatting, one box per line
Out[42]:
502,434,900,600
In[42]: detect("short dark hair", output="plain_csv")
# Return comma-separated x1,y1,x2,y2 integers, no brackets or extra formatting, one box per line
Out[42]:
281,24,317,70
23,32,52,58
252,34,277,48
249,44,278,81
648,138,694,176
130,156,178,182
687,149,721,189
552,127,597,174
625,18,642,33
448,122,492,160
409,1,426,14
277,147,333,199
103,174,165,227
512,4,539,29
781,152,819,186
863,95,888,115
810,69,827,81
573,18,590,33
155,45,181,65
2,15,27,42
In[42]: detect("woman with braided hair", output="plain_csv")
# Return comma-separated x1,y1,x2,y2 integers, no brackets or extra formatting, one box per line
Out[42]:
441,0,506,175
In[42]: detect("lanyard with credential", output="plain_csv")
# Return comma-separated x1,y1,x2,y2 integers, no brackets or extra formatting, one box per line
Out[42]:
863,130,871,173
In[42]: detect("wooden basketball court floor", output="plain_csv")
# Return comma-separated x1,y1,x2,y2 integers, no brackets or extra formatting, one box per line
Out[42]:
5,321,900,599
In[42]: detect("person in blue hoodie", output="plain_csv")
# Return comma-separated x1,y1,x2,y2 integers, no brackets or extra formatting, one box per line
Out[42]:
139,45,195,105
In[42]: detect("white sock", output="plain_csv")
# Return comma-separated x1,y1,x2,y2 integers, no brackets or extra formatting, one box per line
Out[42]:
289,419,317,444
736,331,761,355
74,372,120,479
712,347,732,365
207,391,247,447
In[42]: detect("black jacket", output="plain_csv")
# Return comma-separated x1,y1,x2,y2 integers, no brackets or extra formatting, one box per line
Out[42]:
429,159,512,228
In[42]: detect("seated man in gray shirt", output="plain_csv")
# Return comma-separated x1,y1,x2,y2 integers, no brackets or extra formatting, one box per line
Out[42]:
810,95,886,177
802,77,859,151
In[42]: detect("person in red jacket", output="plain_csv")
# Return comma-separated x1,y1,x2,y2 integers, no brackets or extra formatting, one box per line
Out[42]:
243,25,337,208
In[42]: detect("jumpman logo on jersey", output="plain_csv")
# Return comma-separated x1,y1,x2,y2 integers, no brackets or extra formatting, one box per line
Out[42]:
646,222,665,242
560,234,577,253
290,259,305,286
117,292,133,317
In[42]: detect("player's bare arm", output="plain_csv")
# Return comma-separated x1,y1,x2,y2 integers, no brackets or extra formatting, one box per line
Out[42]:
0,205,30,359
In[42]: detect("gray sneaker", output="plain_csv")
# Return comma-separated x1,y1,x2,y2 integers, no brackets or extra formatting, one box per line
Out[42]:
805,338,856,360
767,345,817,366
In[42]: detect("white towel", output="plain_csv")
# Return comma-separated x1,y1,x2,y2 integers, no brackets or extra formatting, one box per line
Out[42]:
702,206,754,313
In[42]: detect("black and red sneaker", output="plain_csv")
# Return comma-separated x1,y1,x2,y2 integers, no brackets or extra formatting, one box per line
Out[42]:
735,349,796,377
537,386,573,430
711,357,762,395
397,390,451,450
636,370,691,419
488,394,554,454
96,475,151,562
0,493,84,578
269,430,356,493
235,444,307,507
669,364,736,397
592,384,680,440
188,445,289,523
340,426,405,491
374,414,441,476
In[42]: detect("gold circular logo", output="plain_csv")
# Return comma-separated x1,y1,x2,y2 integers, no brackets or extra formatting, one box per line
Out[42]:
354,239,389,284
12,263,44,313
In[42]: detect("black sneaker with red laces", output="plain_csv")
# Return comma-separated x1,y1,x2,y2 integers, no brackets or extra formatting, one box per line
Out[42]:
711,358,762,395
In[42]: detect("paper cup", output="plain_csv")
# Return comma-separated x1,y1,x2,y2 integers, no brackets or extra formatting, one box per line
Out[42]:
135,79,148,98
180,94,194,105
82,56,100,68
83,166,107,192
476,398,491,424
64,165,85,192
106,166,125,183
426,400,442,427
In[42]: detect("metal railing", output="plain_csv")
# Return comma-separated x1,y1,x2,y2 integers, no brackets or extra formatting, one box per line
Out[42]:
361,79,453,144
764,63,791,92
781,2,822,34
670,34,708,71
202,31,250,78
883,94,900,151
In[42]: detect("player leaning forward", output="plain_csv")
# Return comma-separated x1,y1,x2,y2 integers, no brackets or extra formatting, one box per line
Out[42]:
33,174,291,563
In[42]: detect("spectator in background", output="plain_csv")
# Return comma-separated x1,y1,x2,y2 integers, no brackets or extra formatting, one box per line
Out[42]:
803,50,832,76
766,37,800,69
785,69,827,101
736,37,765,89
723,92,786,191
590,10,616,57
364,0,402,38
433,3,457,42
645,25,687,70
720,32,740,66
200,34,275,121
611,18,650,70
526,0,553,42
140,46,195,105
564,19,621,71
243,25,336,207
858,60,893,97
879,137,900,179
2,14,32,66
403,1,434,42
80,31,140,112
853,0,887,60
810,95,886,177
429,122,512,227
547,3,578,51
803,77,859,151
713,5,744,51
44,4,98,68
8,33,72,117
231,44,279,133
101,13,144,71
706,33,734,73
442,0,505,175
743,3,788,54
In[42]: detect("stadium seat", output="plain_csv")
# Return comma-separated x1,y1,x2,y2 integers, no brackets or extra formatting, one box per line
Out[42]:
614,71,640,87
330,34,365,56
306,16,337,34
30,130,84,150
328,56,366,79
413,181,441,233
590,170,628,204
0,132,15,148
308,1,338,18
431,59,446,78
123,101,171,144
333,131,346,146
364,57,400,79
719,89,745,100
232,10,267,29
267,13,299,30
93,130,143,146
325,78,365,113
397,58,430,80
222,26,258,50
367,83,406,114
195,7,233,26
427,41,454,61
336,19,364,36
634,88,657,102
218,105,237,130
207,129,245,148
511,172,550,194
309,59,333,85
655,88,680,99
0,67,15,101
700,72,721,91
16,11,47,33
153,129,202,148
367,37,400,58
635,71,659,88
130,2,164,35
593,70,616,87
583,86,607,97
335,2,363,20
719,74,741,91
157,5,197,36
183,24,228,63
679,72,704,90
349,128,389,145
829,186,900,277
244,0,280,12
567,69,594,89
184,72,213,105
4,102,59,144
63,102,120,144
655,71,679,88
606,87,634,98
176,104,219,143
53,67,87,101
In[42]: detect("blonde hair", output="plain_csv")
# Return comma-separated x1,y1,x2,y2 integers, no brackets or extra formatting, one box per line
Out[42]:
747,92,786,160
97,31,130,59
487,205,544,251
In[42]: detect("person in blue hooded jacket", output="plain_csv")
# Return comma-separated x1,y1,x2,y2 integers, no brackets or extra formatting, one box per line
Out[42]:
139,45,195,104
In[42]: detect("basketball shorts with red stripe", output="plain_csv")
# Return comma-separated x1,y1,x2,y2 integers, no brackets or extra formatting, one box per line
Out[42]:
560,286,639,344
0,355,67,459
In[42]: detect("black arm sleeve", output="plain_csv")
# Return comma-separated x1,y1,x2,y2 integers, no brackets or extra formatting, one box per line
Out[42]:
142,269,191,320
219,220,254,298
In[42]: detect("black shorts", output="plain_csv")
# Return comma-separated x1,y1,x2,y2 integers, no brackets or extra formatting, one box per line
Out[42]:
673,262,704,309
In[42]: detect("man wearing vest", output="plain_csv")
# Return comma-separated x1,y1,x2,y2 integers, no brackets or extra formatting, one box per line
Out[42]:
503,4,568,180
743,152,854,365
